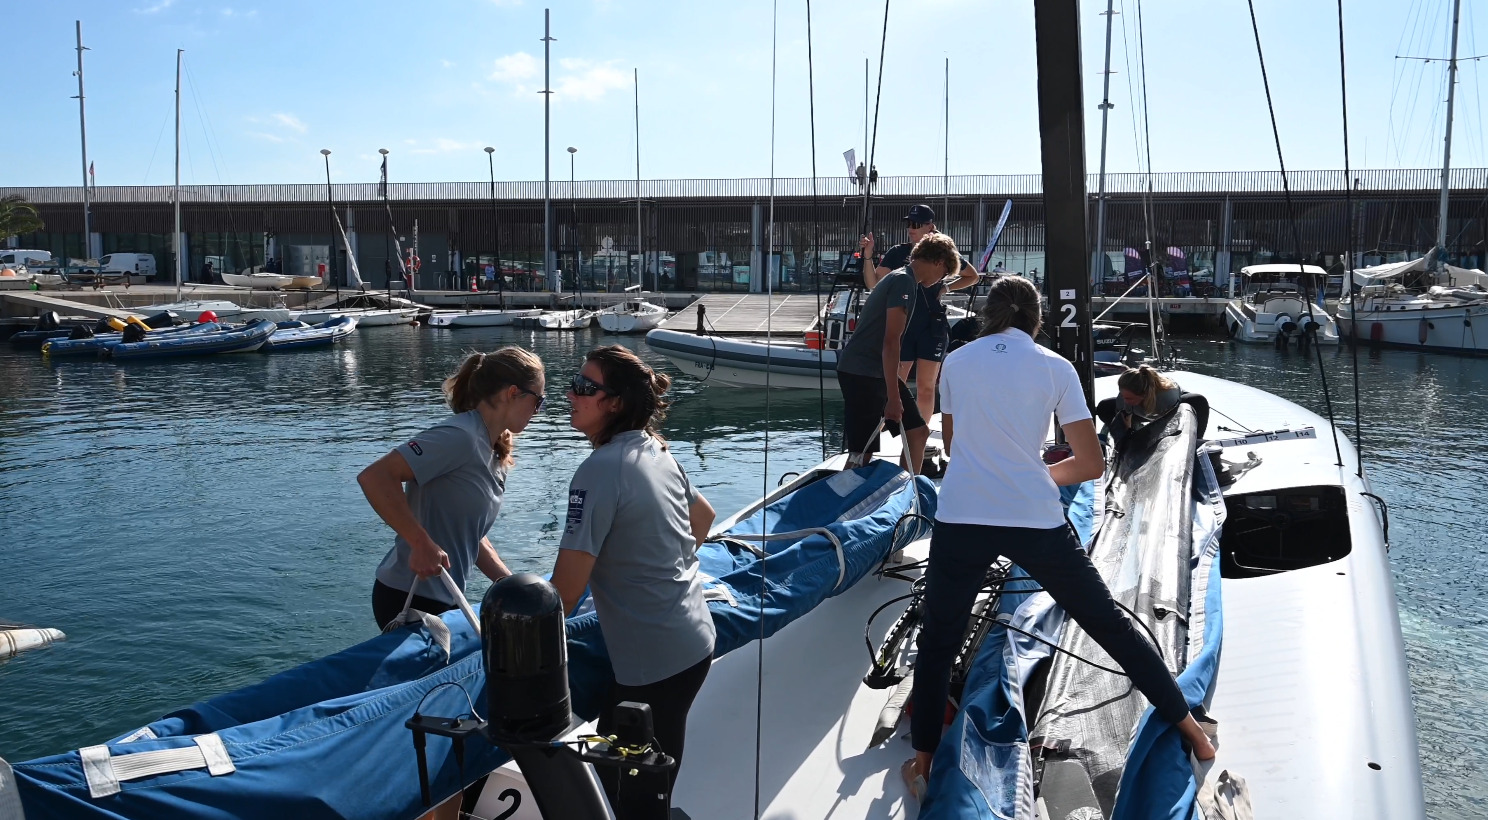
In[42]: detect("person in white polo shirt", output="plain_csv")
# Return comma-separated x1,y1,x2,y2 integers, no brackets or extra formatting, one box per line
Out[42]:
903,276,1215,798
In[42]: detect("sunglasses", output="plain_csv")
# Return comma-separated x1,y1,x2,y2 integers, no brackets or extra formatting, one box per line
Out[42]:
516,385,546,412
569,372,617,397
908,222,929,230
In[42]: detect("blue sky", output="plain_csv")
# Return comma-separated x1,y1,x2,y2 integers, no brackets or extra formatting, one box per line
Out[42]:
4,0,1486,187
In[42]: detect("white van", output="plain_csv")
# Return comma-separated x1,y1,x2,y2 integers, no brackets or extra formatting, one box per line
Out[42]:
0,250,56,268
98,253,157,279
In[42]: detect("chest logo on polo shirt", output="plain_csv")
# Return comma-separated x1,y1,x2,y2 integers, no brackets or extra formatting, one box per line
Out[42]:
995,343,1007,352
565,490,586,534
408,441,424,455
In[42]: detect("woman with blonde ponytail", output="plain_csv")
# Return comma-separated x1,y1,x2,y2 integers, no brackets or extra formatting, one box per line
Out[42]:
359,346,546,629
552,344,716,820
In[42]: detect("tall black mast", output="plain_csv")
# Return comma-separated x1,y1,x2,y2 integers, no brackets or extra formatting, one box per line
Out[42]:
1033,0,1095,406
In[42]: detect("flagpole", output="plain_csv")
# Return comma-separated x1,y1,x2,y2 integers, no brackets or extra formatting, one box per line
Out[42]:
379,149,391,305
542,9,555,293
174,48,183,301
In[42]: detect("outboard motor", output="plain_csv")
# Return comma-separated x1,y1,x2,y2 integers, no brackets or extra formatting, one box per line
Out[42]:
121,323,148,343
34,311,61,332
144,311,178,329
67,323,95,340
1274,312,1297,336
407,573,674,819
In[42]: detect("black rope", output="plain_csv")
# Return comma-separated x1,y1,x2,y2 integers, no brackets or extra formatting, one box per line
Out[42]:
1337,0,1365,478
1245,0,1347,469
806,0,827,461
859,0,892,240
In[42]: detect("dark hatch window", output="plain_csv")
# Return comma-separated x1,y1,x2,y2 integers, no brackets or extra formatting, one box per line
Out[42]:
1220,485,1351,578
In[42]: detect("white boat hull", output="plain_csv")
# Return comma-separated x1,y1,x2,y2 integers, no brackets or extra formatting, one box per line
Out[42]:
534,309,593,330
1338,298,1488,354
645,328,837,389
222,272,296,290
427,309,542,328
351,308,419,327
1223,298,1340,345
0,627,66,659
135,300,245,322
595,301,668,333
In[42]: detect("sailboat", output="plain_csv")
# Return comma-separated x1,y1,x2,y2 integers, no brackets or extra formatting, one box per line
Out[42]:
594,285,668,333
1335,0,1488,355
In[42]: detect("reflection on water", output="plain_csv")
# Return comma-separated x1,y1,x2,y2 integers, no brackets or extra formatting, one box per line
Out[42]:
1,330,1484,819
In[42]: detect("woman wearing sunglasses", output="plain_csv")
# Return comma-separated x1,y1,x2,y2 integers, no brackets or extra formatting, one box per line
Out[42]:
360,346,546,630
552,345,716,820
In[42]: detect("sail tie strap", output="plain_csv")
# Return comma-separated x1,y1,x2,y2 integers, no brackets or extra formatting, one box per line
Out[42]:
714,526,848,593
80,734,235,798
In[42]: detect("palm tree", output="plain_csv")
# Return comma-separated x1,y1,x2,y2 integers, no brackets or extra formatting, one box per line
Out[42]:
0,195,45,241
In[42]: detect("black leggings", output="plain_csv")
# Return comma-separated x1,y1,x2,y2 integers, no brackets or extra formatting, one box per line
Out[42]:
371,579,454,630
596,654,713,820
909,520,1191,754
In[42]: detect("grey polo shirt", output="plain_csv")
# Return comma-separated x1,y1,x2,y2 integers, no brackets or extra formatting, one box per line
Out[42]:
836,268,918,377
560,430,716,686
375,410,507,605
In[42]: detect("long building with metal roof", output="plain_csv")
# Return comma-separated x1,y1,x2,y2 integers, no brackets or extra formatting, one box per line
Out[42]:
4,167,1485,293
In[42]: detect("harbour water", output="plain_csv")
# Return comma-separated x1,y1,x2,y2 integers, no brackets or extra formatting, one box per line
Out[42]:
0,328,1484,819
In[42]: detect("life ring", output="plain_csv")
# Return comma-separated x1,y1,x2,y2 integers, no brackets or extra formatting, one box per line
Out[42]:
406,253,422,273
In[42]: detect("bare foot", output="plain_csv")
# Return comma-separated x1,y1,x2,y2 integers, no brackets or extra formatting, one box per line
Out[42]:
1178,715,1217,761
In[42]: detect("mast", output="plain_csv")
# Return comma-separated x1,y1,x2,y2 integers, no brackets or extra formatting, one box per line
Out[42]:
1091,0,1117,288
635,68,643,291
943,58,949,223
174,49,183,300
1033,0,1094,405
542,9,554,292
1435,0,1463,270
74,22,91,263
485,146,503,300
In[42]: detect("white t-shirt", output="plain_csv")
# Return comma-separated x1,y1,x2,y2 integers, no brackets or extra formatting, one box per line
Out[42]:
937,328,1093,528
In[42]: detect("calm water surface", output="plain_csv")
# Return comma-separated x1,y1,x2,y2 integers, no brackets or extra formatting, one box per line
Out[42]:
0,327,1483,818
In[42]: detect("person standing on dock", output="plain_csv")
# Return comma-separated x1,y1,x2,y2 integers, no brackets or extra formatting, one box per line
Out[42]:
199,260,214,284
551,345,716,820
836,232,963,473
902,276,1215,802
359,347,545,630
860,205,979,423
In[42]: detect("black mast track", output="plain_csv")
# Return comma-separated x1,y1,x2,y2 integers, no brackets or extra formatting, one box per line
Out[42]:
1033,0,1095,407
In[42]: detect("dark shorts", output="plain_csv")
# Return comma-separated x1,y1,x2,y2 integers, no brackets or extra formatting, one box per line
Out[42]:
837,370,927,459
372,579,454,630
900,322,949,363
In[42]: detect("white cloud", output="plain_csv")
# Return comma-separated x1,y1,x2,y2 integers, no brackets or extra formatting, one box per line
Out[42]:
248,131,285,143
408,138,479,155
440,59,455,69
133,0,175,13
554,59,629,102
271,113,307,133
490,52,539,84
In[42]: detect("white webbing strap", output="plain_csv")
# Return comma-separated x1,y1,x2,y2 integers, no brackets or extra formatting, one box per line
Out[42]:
718,527,849,592
80,734,236,799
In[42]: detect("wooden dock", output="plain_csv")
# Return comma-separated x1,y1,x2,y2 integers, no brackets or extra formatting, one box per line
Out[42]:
0,291,137,321
659,293,824,336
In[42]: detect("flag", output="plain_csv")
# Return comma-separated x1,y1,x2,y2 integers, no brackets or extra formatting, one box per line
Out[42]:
843,149,857,178
88,162,95,187
378,156,387,198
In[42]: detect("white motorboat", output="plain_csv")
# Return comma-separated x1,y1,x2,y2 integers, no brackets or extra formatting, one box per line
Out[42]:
348,307,419,327
646,327,837,388
133,300,245,322
222,272,296,290
1336,256,1488,354
534,309,593,330
1222,264,1340,345
426,308,542,328
595,298,668,333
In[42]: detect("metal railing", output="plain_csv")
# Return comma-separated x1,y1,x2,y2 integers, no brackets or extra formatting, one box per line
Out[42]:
6,167,1486,205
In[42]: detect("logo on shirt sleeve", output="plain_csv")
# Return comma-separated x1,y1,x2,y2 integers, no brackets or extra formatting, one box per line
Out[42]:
565,490,586,535
408,441,424,456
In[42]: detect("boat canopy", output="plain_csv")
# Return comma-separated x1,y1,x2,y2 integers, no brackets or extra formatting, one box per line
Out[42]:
6,460,933,820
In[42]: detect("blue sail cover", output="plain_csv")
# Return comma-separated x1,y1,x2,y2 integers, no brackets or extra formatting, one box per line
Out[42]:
922,451,1226,820
9,460,932,820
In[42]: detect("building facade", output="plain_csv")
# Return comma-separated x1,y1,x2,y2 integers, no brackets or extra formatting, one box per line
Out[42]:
5,167,1486,293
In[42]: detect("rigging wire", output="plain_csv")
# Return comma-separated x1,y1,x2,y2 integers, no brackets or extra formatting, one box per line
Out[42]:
859,0,892,240
184,63,249,271
753,0,778,815
1244,0,1346,470
1337,0,1365,477
806,0,827,460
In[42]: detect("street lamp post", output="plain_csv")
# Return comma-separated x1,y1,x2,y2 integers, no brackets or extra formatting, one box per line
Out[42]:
485,146,502,299
321,149,339,299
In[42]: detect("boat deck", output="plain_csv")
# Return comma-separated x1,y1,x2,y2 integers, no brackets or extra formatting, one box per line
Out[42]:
659,293,824,336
